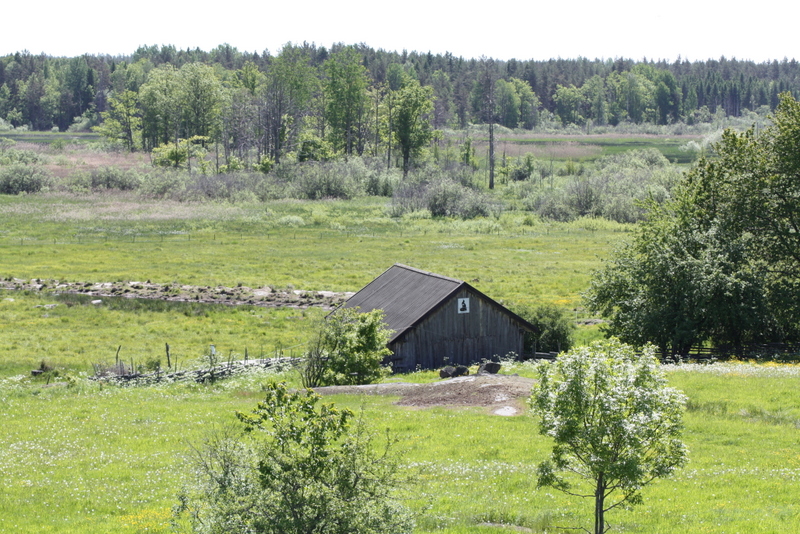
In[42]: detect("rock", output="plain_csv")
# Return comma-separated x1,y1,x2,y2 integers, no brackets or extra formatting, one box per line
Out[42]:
440,365,470,378
439,366,456,378
479,361,502,374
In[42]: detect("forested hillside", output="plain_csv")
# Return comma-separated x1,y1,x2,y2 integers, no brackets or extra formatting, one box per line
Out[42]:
1,43,798,137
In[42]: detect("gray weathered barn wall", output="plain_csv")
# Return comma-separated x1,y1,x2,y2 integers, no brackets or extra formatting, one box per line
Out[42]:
388,287,526,371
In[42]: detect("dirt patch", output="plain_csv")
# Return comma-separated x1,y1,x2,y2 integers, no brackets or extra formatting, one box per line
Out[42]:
0,277,353,310
316,374,535,416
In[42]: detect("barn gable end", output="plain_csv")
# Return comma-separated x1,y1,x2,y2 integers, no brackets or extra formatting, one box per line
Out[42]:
342,264,534,371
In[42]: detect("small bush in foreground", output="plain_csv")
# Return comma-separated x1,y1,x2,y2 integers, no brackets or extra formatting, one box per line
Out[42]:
175,382,413,534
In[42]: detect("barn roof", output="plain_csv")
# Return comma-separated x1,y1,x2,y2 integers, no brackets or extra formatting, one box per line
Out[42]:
342,264,534,343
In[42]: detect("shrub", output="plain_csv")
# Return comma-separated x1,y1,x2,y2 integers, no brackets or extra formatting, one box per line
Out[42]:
297,133,335,162
391,178,503,219
510,302,575,354
277,215,305,227
523,189,576,222
0,164,53,194
426,179,465,217
0,148,45,166
293,161,360,200
301,307,392,387
138,169,190,199
175,383,413,534
90,166,143,191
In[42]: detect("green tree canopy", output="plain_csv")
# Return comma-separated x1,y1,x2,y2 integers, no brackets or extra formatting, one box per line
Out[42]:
301,307,392,387
585,93,800,354
93,90,141,151
391,76,433,177
324,46,369,156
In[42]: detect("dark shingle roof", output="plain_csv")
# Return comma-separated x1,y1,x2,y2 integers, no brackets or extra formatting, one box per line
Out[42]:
343,264,464,342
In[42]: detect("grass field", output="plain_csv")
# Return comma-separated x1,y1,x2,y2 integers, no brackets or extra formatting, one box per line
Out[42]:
0,195,625,297
475,134,699,165
1,362,799,534
0,194,621,380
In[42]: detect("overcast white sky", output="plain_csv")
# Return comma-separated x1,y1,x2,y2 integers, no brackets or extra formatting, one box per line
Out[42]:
3,0,798,63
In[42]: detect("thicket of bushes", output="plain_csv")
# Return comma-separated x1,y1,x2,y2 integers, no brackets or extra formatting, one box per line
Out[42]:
509,149,681,223
0,143,682,224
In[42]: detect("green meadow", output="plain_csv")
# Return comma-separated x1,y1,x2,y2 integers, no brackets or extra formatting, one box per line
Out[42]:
1,362,799,534
0,194,619,378
2,190,799,533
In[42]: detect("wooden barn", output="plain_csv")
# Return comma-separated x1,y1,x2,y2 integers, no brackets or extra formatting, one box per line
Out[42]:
342,264,535,371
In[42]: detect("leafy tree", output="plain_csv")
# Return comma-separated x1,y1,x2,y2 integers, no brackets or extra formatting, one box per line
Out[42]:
553,84,586,125
586,93,800,354
94,90,141,151
510,77,540,129
585,206,774,355
179,62,224,143
139,64,182,149
391,77,433,177
581,75,608,126
175,382,413,534
301,307,392,387
324,46,369,156
531,339,688,534
261,45,318,163
694,93,800,277
494,79,520,128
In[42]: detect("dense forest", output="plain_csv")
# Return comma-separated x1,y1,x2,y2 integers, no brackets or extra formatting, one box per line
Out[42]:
1,42,799,139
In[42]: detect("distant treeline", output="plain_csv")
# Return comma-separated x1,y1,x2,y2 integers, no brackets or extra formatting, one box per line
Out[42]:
0,43,800,137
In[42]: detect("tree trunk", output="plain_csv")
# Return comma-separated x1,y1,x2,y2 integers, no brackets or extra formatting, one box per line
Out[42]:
387,100,393,170
595,474,605,534
489,120,495,189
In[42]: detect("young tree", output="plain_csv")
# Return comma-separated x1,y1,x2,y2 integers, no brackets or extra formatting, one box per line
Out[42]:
531,340,688,534
94,90,142,151
391,77,433,177
324,46,369,156
175,383,413,534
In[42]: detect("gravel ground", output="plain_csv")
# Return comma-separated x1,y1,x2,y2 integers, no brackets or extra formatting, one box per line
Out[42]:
315,373,535,416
